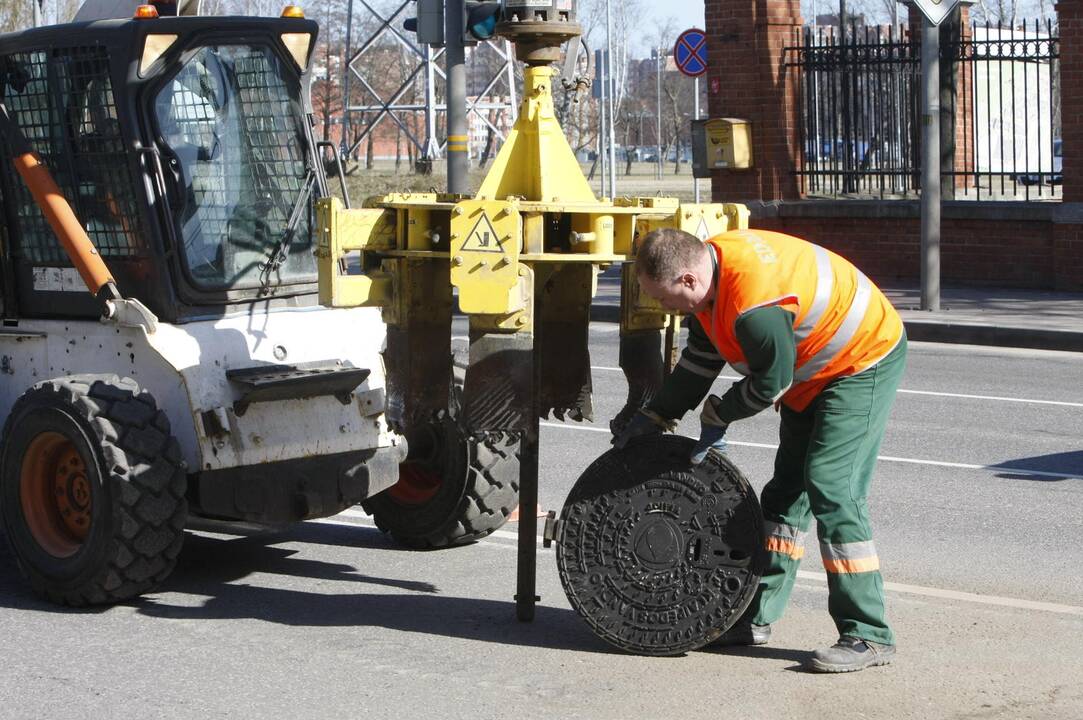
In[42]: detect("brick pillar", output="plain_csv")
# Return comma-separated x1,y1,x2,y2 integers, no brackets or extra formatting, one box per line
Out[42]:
953,4,973,191
907,4,923,41
1058,1,1083,203
706,0,803,203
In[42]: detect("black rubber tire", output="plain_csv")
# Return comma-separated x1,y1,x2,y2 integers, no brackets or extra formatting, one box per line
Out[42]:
0,376,187,606
363,364,521,548
363,423,521,548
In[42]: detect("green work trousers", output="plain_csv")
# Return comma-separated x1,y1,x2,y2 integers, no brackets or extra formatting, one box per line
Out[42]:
749,336,907,646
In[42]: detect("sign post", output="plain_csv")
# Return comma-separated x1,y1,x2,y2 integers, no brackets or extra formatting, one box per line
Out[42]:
911,0,960,311
674,28,708,203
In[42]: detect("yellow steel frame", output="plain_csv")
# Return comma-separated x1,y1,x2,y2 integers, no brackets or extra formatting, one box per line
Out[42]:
315,65,750,332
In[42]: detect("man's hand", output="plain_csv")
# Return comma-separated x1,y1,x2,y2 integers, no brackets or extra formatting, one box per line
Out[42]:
612,409,671,449
691,394,729,464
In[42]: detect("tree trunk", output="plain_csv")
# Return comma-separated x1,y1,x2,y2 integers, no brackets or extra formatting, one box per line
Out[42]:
479,127,495,167
672,121,682,174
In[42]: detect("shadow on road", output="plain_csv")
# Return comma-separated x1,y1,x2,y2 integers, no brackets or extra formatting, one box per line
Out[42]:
992,450,1083,481
701,643,816,672
136,526,608,652
0,522,610,654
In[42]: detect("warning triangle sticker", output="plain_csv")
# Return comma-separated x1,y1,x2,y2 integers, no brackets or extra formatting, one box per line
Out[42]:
696,217,711,241
462,212,503,253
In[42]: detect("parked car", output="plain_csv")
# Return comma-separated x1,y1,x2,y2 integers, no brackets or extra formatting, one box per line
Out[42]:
1015,139,1061,186
1049,139,1063,185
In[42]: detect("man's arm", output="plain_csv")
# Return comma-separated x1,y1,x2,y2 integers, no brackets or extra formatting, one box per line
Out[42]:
710,306,796,424
646,316,726,421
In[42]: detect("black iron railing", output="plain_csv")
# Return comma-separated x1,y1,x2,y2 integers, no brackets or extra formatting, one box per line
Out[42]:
787,24,919,199
950,20,1060,200
786,20,1060,201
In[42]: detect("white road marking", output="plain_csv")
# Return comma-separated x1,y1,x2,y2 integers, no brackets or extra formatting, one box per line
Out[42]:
588,366,1083,409
538,421,1083,481
795,571,1083,616
893,388,1083,408
315,512,1083,616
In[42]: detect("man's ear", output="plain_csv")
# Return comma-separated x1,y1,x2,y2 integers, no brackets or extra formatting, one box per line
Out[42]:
680,272,698,290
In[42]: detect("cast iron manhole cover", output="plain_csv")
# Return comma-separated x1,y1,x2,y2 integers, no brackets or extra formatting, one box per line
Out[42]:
556,434,763,656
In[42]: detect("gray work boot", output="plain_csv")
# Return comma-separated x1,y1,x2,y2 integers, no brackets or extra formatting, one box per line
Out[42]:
807,636,896,673
711,622,771,647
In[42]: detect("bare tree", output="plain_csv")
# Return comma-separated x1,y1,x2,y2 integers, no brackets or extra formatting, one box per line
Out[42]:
803,0,1047,27
971,0,1047,25
0,1,32,33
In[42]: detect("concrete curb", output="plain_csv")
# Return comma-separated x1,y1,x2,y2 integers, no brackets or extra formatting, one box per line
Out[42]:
588,305,1083,353
900,320,1083,353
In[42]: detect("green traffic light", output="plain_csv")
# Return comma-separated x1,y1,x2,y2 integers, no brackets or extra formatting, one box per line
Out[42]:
464,2,501,41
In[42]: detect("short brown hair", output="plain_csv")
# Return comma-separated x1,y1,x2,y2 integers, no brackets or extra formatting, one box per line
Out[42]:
636,228,705,282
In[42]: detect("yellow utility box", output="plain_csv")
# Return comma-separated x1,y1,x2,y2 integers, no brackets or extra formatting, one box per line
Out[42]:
692,118,752,177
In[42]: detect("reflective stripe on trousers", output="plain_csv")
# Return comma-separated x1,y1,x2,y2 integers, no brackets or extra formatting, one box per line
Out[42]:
820,539,880,574
764,520,807,560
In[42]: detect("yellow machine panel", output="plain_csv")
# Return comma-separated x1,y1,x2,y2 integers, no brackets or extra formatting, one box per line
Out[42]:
315,198,396,308
449,199,523,315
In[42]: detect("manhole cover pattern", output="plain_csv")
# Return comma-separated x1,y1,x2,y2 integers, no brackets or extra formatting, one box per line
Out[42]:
556,435,764,656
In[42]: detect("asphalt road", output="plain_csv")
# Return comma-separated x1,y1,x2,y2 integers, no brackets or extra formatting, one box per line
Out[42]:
1,330,1081,719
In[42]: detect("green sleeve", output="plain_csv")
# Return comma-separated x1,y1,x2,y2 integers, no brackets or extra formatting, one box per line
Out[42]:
711,306,796,425
646,316,726,421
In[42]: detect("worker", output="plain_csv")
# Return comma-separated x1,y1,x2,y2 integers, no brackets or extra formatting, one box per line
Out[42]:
614,227,907,673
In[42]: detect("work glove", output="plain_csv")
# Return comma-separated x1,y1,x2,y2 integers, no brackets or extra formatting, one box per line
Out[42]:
691,394,729,465
612,408,674,449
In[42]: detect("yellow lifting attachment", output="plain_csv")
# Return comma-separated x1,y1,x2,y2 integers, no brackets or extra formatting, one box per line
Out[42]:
314,5,750,622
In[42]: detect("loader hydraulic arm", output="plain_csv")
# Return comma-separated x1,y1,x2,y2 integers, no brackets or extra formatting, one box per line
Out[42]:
0,102,156,331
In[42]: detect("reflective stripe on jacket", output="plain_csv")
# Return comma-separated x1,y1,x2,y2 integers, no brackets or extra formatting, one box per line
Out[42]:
694,230,904,411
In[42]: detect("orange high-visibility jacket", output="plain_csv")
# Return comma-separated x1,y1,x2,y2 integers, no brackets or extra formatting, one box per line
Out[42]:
694,230,904,411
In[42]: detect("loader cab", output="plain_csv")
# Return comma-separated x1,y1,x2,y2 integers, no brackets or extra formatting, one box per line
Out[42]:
0,13,323,323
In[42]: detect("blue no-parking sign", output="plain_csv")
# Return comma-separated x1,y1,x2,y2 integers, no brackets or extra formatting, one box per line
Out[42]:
674,28,707,78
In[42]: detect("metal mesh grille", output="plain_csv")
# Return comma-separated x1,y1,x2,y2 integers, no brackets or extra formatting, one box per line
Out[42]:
0,46,143,264
160,45,312,289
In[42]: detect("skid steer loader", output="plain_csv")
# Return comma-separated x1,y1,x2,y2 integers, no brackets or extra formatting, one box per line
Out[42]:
0,3,519,606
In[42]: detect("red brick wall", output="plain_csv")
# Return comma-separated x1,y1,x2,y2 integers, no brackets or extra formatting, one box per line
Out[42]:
705,0,803,202
1053,223,1083,288
753,209,1080,291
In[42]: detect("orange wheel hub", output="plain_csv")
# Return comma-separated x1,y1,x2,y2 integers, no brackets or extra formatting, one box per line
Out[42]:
388,461,442,505
20,432,93,558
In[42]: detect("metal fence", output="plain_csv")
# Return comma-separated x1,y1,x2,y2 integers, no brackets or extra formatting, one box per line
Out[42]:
786,19,1060,201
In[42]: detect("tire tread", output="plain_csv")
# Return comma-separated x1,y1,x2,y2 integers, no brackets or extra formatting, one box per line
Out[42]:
1,375,187,606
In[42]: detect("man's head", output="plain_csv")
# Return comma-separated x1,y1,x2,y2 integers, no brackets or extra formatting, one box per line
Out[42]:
635,228,715,314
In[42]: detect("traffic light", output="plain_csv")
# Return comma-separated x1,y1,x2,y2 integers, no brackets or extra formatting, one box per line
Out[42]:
404,0,445,47
463,1,502,44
